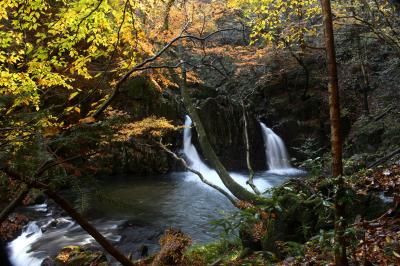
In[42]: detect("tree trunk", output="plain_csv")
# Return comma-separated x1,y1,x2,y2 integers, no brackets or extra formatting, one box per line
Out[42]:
241,102,260,195
177,56,261,203
163,0,175,31
320,1,349,265
357,35,370,115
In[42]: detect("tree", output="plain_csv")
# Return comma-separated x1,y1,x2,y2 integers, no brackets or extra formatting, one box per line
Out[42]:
320,0,349,265
0,1,179,264
228,0,322,99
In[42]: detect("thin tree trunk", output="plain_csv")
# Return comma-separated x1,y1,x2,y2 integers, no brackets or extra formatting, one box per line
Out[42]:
321,1,349,265
0,167,136,266
163,0,175,31
357,35,370,115
241,102,260,195
175,47,261,203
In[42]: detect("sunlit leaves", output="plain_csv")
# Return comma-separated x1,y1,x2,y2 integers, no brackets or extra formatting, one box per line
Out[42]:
114,116,181,140
228,0,321,47
0,0,145,116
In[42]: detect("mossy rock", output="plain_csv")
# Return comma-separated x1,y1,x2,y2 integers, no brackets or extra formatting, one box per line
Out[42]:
55,245,108,266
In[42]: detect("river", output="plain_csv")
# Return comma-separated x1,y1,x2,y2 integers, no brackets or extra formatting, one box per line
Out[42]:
7,116,304,265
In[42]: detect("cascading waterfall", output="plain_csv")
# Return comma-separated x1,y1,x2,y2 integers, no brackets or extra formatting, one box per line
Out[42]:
182,115,271,192
259,122,301,175
183,115,213,174
8,222,44,266
7,204,122,266
259,122,291,170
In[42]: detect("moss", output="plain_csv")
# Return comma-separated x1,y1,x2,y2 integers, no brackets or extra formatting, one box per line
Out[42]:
55,245,108,266
185,241,242,265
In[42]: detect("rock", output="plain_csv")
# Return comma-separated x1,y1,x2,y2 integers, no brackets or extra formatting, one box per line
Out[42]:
196,96,266,170
117,221,163,260
41,257,56,266
55,245,108,266
138,244,149,258
150,229,192,266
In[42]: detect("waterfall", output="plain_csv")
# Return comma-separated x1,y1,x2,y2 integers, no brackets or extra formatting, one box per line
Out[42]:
7,204,123,266
8,222,44,266
183,115,213,173
182,115,271,192
259,122,296,174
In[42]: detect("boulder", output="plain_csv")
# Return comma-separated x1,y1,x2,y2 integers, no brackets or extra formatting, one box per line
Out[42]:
55,245,108,266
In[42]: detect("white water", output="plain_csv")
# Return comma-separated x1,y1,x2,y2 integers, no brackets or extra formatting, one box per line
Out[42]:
182,115,272,193
8,222,44,266
259,122,303,175
7,204,122,266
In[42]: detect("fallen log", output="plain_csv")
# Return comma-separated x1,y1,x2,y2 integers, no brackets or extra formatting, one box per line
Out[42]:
367,148,400,169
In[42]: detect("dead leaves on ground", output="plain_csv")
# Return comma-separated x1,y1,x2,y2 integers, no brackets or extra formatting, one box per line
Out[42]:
0,214,28,241
356,162,400,195
353,216,400,265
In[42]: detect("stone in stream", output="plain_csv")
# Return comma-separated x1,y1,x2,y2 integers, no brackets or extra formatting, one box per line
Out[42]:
55,245,108,266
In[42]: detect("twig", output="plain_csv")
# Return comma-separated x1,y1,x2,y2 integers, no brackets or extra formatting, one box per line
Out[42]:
73,0,105,40
35,154,85,178
373,106,394,122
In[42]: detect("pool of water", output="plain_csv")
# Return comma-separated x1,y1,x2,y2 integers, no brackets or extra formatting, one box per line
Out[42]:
8,169,293,266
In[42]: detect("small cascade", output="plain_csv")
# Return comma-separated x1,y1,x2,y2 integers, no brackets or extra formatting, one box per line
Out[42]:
7,204,123,266
259,122,301,175
259,122,291,170
183,115,213,173
8,222,44,266
182,115,271,192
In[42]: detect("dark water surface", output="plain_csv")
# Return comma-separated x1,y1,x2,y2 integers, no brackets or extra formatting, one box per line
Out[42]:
8,170,293,265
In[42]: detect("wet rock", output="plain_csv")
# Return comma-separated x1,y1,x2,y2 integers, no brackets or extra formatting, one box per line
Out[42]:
117,221,163,260
138,244,149,258
41,257,56,266
196,96,266,171
0,214,29,241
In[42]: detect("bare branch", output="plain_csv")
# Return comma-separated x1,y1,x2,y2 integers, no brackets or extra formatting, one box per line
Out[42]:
157,141,238,206
92,25,243,118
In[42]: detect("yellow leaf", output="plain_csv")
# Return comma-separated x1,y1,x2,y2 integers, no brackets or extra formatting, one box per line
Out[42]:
68,92,79,101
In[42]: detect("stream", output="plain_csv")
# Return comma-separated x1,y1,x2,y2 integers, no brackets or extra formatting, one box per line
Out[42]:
7,116,305,266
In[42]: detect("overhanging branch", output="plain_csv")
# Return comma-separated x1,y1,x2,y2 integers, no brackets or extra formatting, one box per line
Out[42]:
92,25,243,118
157,141,238,206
